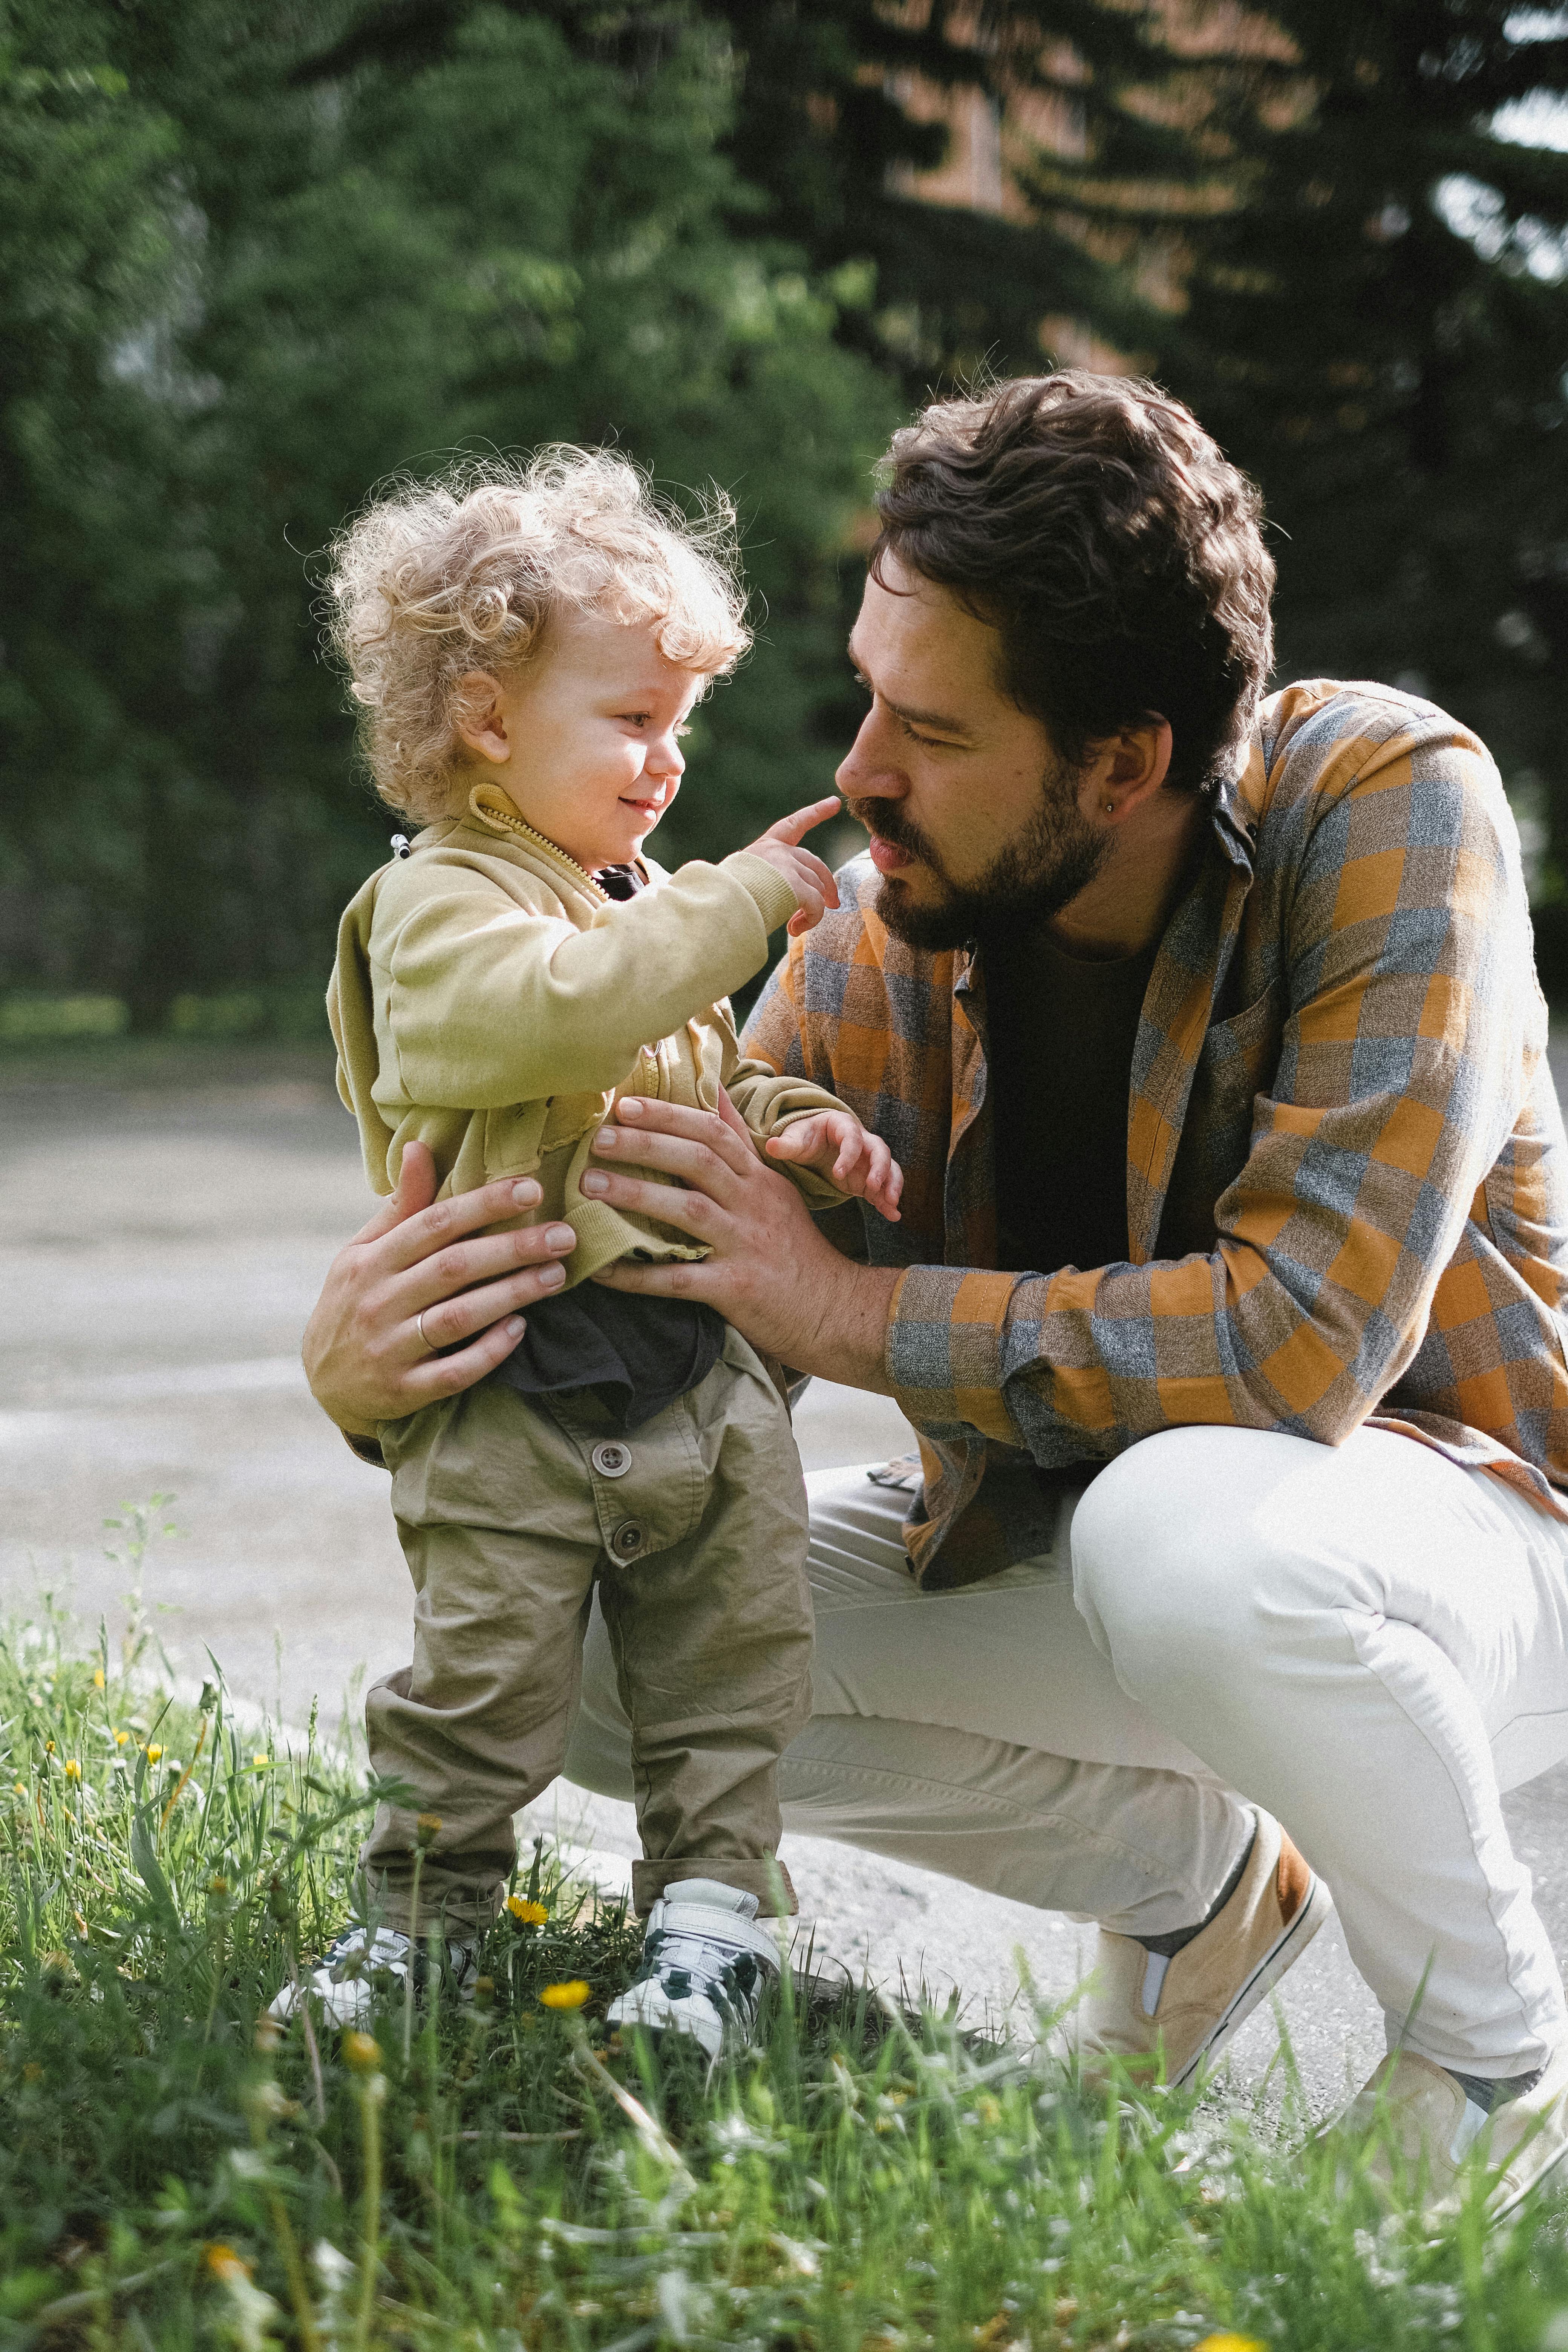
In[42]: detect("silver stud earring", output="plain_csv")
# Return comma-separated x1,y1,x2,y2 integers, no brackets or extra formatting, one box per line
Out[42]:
1102,799,1115,816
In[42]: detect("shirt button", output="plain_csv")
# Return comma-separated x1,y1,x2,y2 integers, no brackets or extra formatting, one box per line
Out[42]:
591,1441,631,1479
611,1521,645,1559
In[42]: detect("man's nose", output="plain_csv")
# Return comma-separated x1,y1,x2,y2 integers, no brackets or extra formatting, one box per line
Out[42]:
836,705,905,799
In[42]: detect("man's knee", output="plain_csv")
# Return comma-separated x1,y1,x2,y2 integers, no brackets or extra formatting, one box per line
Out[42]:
1070,1428,1282,1686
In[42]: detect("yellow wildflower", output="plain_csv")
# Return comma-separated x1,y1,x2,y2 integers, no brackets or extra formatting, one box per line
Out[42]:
252,1753,271,1769
113,1730,128,1746
416,1811,442,1846
64,1760,81,1782
44,1740,54,1755
506,1896,549,1924
92,1668,105,1689
204,2243,252,2283
1194,2338,1266,2352
210,1875,229,1897
12,1782,24,1797
540,1980,591,2010
145,1744,162,1763
342,2031,383,2074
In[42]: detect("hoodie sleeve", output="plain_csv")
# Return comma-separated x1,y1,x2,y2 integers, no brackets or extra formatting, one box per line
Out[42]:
377,850,800,1109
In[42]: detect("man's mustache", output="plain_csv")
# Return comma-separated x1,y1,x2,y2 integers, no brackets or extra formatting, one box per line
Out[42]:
846,798,943,870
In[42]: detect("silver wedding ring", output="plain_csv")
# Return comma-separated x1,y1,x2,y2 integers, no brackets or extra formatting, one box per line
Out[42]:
416,1308,435,1354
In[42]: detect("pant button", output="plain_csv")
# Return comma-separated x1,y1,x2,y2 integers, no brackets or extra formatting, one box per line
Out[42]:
592,1440,631,1478
611,1521,645,1559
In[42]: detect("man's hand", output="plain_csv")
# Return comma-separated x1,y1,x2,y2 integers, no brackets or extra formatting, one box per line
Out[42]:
585,1092,899,1389
301,1141,577,1436
765,1110,903,1221
741,796,844,937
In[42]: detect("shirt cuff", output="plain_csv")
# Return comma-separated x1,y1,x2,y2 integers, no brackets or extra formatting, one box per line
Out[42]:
885,1264,1020,1444
718,849,804,938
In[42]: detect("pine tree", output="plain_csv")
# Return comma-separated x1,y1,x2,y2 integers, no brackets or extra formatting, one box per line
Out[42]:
294,0,1195,391
0,0,897,1021
1130,1,1568,895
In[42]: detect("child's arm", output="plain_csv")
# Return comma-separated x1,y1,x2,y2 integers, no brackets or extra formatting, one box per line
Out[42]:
377,800,838,1109
721,1030,902,1222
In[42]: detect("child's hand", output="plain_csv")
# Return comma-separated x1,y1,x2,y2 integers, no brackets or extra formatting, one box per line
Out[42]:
742,796,843,936
766,1110,903,1222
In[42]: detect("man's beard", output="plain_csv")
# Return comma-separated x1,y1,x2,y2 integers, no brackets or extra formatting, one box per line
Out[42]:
848,757,1110,952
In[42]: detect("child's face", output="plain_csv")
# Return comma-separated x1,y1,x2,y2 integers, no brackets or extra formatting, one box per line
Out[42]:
459,608,706,873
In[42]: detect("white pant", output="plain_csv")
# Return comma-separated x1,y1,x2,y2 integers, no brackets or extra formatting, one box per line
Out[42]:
564,1423,1568,2074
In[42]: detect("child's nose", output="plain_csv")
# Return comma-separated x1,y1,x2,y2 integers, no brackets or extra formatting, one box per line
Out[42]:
648,731,685,779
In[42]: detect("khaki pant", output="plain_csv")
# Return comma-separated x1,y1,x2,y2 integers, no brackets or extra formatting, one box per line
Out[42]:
361,1327,812,1927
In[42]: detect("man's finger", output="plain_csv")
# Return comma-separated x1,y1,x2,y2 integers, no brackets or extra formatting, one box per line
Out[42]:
606,1096,756,1179
403,1312,527,1401
580,1165,726,1239
714,1085,753,1146
345,1137,440,1246
411,1260,571,1355
378,1172,547,1276
763,795,842,849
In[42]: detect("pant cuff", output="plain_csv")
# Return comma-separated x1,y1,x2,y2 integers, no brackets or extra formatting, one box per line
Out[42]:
359,1869,504,1940
632,1856,798,1917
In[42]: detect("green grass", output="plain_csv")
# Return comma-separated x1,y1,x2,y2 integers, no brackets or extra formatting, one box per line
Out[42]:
5,1561,1568,2350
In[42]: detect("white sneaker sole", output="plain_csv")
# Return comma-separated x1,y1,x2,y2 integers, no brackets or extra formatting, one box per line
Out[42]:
1171,1868,1334,2090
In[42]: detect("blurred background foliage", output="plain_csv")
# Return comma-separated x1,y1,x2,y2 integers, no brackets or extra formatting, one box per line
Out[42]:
1,0,1565,1031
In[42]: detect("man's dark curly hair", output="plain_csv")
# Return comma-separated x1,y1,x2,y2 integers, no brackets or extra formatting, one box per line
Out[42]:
871,372,1275,793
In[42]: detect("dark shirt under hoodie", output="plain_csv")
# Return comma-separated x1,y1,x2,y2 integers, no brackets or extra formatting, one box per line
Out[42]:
493,861,726,1430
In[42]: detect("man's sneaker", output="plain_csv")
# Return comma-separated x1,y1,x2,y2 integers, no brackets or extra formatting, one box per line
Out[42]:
1324,2040,1568,2222
1074,1808,1332,2090
268,1924,478,2030
606,1878,782,2060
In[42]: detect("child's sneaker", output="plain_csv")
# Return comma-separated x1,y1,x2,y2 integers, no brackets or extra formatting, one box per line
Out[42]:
607,1879,781,2059
268,1924,479,2029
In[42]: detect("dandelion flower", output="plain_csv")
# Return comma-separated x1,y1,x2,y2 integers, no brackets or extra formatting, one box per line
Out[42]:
146,1745,163,1763
1194,2338,1266,2352
92,1668,105,1689
204,2243,253,2283
12,1782,24,1797
506,1896,548,1923
44,1740,55,1755
342,2031,383,2075
540,1980,591,2010
64,1760,80,1782
252,1753,271,1769
113,1730,128,1746
416,1811,442,1846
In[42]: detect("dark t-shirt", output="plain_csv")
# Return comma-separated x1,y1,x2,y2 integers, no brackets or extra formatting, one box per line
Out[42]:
980,925,1157,1277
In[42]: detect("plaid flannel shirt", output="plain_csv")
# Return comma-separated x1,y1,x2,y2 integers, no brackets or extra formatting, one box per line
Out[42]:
742,680,1568,1589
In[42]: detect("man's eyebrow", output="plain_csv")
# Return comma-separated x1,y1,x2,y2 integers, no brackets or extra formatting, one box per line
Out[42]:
845,636,972,737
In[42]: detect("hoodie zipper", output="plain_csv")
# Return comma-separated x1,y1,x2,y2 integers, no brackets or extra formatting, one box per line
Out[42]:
470,792,611,903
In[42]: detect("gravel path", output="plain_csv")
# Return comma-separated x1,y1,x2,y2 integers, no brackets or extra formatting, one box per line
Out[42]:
6,1040,1567,2121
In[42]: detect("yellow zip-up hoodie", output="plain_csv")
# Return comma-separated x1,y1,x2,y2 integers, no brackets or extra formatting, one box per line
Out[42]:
328,781,851,1287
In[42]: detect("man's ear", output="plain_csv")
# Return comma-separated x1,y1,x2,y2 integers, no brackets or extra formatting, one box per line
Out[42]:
453,670,511,766
1080,714,1174,824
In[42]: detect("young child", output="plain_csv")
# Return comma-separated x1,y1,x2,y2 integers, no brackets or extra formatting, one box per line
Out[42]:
277,449,901,2057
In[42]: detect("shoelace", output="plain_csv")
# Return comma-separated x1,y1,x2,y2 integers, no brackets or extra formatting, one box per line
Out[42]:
640,1926,769,2014
320,1928,475,1994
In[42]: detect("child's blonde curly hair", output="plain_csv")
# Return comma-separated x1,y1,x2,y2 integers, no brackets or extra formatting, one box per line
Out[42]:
325,448,752,823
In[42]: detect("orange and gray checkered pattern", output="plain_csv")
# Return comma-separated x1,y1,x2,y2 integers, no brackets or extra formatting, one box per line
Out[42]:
743,680,1568,1590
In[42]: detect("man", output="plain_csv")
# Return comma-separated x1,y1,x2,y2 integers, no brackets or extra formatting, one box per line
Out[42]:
304,373,1568,2211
